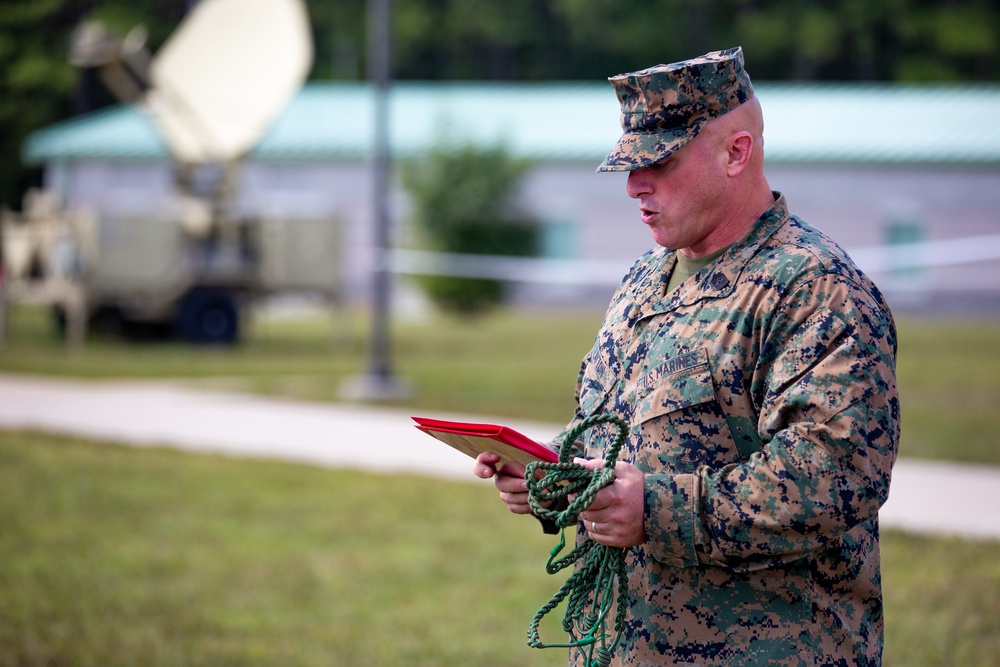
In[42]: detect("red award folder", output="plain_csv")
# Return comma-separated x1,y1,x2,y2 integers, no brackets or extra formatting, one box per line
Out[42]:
412,416,558,470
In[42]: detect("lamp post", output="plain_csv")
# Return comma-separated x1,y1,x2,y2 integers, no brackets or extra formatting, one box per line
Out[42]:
341,0,410,401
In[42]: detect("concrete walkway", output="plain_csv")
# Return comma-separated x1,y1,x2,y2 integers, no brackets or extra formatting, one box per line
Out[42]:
1,373,998,541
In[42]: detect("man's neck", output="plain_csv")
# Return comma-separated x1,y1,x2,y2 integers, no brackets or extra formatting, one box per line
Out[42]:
680,184,774,258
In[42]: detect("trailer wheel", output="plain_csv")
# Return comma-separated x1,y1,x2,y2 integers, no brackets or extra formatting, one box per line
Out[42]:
176,289,240,344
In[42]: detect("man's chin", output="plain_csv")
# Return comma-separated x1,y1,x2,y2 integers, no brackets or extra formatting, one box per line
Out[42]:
648,229,675,249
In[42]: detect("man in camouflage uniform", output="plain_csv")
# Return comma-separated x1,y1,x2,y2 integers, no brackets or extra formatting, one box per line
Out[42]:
474,47,899,666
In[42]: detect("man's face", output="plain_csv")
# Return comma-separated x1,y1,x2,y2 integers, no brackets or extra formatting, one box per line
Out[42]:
624,127,729,255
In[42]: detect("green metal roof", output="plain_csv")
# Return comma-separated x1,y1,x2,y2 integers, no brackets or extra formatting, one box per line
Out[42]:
759,83,1000,164
23,81,1000,166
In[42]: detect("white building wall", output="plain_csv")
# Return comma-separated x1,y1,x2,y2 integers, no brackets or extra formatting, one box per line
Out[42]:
46,158,1000,313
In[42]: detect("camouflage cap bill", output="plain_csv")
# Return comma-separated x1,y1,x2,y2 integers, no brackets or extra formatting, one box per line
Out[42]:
598,47,755,172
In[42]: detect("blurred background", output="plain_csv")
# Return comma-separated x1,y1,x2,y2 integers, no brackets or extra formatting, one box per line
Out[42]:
2,0,999,344
1,1,999,665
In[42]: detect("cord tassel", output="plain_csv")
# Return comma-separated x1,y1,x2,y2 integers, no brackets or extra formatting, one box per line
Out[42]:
524,414,630,667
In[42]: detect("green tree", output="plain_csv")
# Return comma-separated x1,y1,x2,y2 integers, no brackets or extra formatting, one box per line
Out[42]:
731,0,998,81
403,144,538,315
0,1,78,209
303,0,365,80
0,0,189,210
550,0,729,76
390,0,573,79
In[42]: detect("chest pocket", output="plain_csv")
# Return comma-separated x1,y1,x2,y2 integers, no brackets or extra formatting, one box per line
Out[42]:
635,348,714,418
632,350,744,471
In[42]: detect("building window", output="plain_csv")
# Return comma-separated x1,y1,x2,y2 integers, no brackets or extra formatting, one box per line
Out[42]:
539,218,577,259
883,215,926,304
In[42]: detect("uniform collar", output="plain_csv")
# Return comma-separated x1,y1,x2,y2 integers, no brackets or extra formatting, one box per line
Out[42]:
628,192,790,319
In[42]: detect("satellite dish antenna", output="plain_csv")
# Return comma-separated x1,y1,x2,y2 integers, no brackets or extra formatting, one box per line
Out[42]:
145,0,313,164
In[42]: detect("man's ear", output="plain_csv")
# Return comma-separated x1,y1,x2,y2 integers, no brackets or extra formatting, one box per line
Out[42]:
726,132,754,176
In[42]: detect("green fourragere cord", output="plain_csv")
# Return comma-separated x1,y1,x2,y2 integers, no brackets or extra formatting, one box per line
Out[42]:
524,414,631,667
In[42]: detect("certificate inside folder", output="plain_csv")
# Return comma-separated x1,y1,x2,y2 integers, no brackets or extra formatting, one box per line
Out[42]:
412,416,558,470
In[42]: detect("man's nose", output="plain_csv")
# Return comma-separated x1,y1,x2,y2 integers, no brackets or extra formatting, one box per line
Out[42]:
626,169,651,199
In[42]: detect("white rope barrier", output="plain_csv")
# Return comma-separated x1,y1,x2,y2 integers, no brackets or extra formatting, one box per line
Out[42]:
387,234,1000,285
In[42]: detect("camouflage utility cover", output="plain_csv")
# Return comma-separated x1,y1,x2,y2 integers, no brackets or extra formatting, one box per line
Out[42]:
553,194,899,666
599,47,755,172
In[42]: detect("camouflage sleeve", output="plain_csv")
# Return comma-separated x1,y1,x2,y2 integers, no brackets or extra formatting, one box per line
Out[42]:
643,272,899,571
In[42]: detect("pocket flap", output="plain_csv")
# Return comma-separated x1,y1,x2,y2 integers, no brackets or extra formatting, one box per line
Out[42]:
636,349,714,423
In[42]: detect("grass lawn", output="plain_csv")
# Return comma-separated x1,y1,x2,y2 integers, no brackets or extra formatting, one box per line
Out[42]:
0,431,570,667
2,431,998,667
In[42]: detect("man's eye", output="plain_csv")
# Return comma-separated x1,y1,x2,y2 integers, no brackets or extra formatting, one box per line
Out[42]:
654,161,673,174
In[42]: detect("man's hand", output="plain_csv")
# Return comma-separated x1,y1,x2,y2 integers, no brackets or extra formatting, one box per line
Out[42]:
576,458,647,548
473,451,533,515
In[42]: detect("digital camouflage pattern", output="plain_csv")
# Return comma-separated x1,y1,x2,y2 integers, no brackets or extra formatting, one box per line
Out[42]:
599,47,755,173
552,194,900,666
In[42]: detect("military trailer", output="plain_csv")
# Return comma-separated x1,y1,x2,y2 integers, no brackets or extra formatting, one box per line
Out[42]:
1,186,338,345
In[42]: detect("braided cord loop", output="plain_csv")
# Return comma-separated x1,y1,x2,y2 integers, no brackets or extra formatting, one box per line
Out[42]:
524,414,630,667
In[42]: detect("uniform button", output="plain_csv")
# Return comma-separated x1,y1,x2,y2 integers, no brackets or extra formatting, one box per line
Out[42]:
710,273,729,290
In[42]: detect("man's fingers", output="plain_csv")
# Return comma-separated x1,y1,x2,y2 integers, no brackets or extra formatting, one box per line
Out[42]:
495,473,528,493
574,456,605,472
499,489,533,515
473,451,504,479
